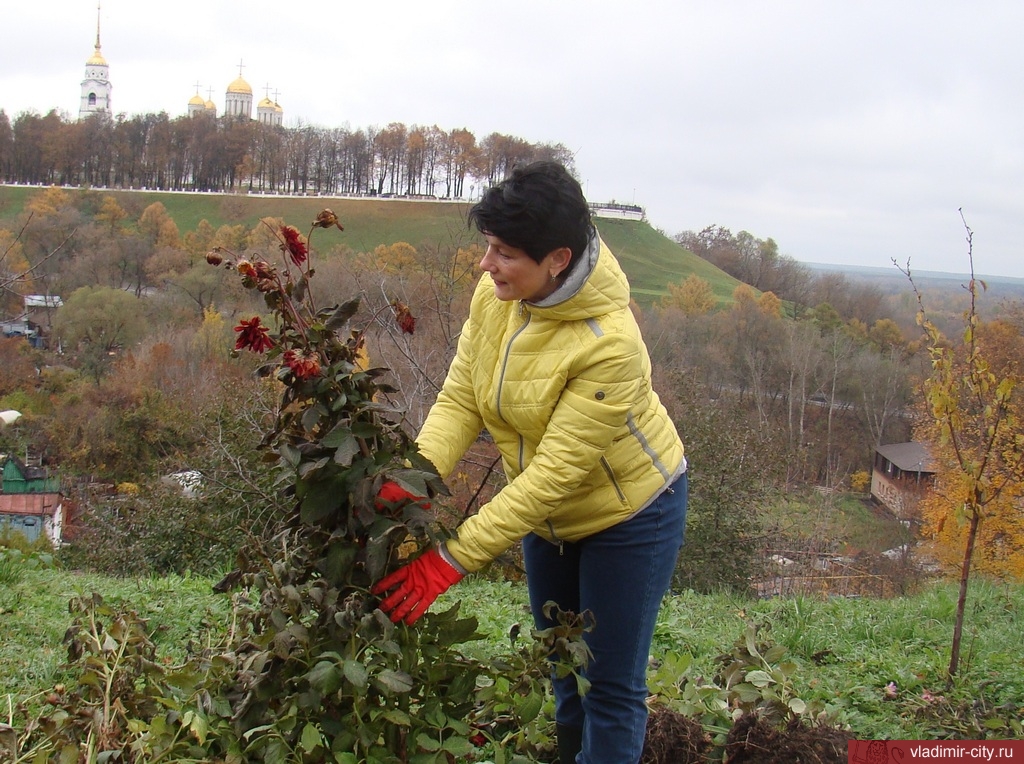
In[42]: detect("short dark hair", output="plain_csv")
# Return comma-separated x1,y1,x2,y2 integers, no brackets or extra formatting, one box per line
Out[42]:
468,160,595,267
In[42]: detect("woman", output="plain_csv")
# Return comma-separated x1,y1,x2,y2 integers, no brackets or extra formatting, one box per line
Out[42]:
373,160,687,764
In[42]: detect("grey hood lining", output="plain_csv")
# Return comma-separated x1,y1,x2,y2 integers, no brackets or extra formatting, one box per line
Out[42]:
527,231,600,309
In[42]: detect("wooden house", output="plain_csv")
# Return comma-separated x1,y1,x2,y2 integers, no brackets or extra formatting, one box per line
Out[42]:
871,442,937,519
0,455,64,545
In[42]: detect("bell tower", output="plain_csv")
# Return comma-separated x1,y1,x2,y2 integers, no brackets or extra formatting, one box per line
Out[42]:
79,2,112,119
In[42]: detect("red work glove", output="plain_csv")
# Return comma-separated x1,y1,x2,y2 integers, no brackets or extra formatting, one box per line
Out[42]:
375,480,431,509
372,548,464,625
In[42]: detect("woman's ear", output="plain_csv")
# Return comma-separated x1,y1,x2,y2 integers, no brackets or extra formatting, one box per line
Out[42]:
548,246,572,279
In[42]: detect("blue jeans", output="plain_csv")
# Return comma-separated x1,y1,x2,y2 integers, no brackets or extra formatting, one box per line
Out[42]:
522,474,687,764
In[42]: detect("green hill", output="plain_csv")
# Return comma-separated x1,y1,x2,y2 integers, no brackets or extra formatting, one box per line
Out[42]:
0,186,740,307
592,216,741,305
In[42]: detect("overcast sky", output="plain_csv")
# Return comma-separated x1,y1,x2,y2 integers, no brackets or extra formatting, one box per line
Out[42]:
3,1,1023,278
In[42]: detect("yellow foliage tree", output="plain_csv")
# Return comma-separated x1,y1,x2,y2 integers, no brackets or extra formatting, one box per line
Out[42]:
0,229,33,308
756,290,782,317
850,470,871,493
732,282,757,305
845,317,869,344
138,202,181,250
191,306,232,363
903,216,1024,678
658,273,716,316
919,314,1024,580
371,242,418,273
183,219,218,260
452,244,483,287
95,195,128,234
25,186,72,217
144,247,191,282
919,466,1024,579
868,318,905,351
248,217,287,253
211,224,250,253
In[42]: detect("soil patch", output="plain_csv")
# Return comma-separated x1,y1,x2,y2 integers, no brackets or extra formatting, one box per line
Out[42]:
724,714,853,763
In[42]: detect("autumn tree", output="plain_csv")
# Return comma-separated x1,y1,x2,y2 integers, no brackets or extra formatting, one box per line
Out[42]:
442,128,478,198
20,187,82,271
902,217,1024,679
360,241,418,274
94,194,128,234
779,319,825,457
658,273,716,316
63,375,281,575
182,219,217,259
0,227,33,313
676,225,813,307
918,316,1024,579
236,214,272,247
719,283,785,423
211,222,250,252
851,345,914,451
52,285,147,380
191,306,233,364
0,337,36,398
138,202,181,250
162,262,244,318
42,365,196,483
0,109,12,180
373,122,408,195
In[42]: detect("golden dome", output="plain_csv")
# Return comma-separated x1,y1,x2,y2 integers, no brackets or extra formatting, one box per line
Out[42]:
189,93,206,106
204,99,217,111
87,47,107,66
257,96,275,108
227,76,252,95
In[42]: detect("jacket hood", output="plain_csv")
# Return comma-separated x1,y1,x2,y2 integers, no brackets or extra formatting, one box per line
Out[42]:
524,232,630,321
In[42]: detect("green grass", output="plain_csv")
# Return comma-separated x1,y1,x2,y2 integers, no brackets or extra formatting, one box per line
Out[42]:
0,570,233,712
594,216,742,305
4,564,1022,742
764,491,914,556
0,186,739,308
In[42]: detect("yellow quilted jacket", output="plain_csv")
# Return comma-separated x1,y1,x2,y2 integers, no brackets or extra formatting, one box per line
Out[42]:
416,235,686,573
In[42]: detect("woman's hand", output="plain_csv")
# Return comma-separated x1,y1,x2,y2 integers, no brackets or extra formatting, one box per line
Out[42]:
372,548,464,624
375,480,431,509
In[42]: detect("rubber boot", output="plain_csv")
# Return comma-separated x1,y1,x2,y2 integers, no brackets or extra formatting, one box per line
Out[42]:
556,723,583,764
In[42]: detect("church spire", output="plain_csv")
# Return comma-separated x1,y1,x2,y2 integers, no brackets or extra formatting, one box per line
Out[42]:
80,1,112,118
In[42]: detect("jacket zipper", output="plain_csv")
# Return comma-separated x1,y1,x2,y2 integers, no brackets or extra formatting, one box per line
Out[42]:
545,520,564,555
496,305,531,423
600,457,627,502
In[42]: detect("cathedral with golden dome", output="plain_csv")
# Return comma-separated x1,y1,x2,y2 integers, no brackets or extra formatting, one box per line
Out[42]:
189,63,284,124
187,89,218,117
79,5,283,124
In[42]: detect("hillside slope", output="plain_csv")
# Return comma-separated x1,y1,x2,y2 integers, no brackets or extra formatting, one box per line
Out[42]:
0,186,741,307
593,217,742,305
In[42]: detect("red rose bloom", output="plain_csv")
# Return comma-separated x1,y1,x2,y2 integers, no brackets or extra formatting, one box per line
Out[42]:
234,316,274,353
281,225,309,267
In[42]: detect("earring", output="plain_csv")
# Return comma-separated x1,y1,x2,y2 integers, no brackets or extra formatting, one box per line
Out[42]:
550,273,558,282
